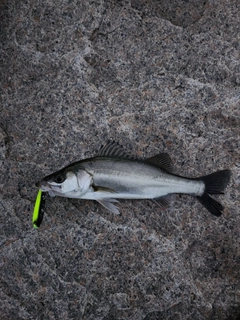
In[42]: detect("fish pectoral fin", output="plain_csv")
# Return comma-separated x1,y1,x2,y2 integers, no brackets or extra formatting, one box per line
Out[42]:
97,199,120,215
145,153,173,173
153,195,172,209
92,185,117,194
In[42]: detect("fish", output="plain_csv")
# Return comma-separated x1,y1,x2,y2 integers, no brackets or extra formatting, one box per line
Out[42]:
36,142,231,217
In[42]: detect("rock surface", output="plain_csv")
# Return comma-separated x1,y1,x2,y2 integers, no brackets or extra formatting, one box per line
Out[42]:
0,0,239,319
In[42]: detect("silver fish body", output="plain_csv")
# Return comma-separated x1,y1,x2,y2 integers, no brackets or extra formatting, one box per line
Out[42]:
37,142,231,216
71,158,204,200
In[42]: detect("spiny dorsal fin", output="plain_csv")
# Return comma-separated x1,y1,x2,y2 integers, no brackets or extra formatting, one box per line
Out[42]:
98,141,133,159
144,153,173,172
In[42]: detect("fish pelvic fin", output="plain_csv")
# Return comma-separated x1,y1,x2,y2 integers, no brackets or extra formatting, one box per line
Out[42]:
97,199,120,215
195,169,231,216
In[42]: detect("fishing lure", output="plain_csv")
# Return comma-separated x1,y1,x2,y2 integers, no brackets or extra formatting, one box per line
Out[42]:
32,189,46,228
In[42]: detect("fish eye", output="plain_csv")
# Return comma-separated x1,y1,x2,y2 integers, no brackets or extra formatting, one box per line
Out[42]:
54,174,65,184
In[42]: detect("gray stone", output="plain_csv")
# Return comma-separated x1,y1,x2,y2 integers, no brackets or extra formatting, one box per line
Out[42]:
0,0,239,319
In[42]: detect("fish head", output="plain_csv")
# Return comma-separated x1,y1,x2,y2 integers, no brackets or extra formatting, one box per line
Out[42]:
37,169,79,197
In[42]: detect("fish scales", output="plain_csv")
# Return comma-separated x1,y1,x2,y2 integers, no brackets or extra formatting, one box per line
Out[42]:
78,158,204,199
37,141,231,217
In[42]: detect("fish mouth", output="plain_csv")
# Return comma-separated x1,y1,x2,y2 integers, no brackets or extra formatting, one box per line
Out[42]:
36,180,50,191
36,180,62,197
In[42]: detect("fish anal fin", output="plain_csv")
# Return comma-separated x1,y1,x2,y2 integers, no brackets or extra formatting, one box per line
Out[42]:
145,153,173,172
97,199,120,215
98,141,133,159
153,195,171,209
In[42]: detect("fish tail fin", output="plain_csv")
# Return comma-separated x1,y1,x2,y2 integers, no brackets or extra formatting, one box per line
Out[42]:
196,169,231,216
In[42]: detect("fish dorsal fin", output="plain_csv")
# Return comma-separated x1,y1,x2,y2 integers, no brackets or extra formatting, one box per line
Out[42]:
145,153,173,172
98,142,133,159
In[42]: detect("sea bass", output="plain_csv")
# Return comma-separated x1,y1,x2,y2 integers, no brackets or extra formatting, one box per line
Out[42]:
37,142,231,216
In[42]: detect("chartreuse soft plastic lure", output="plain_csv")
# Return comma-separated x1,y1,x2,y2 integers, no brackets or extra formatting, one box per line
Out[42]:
32,189,46,228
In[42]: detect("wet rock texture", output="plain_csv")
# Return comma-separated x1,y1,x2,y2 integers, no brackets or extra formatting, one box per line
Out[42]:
0,0,239,319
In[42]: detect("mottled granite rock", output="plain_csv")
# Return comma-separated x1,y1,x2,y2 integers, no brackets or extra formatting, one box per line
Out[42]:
0,0,239,319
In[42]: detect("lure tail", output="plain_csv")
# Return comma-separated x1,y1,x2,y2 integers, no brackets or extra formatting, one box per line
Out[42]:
196,170,231,216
